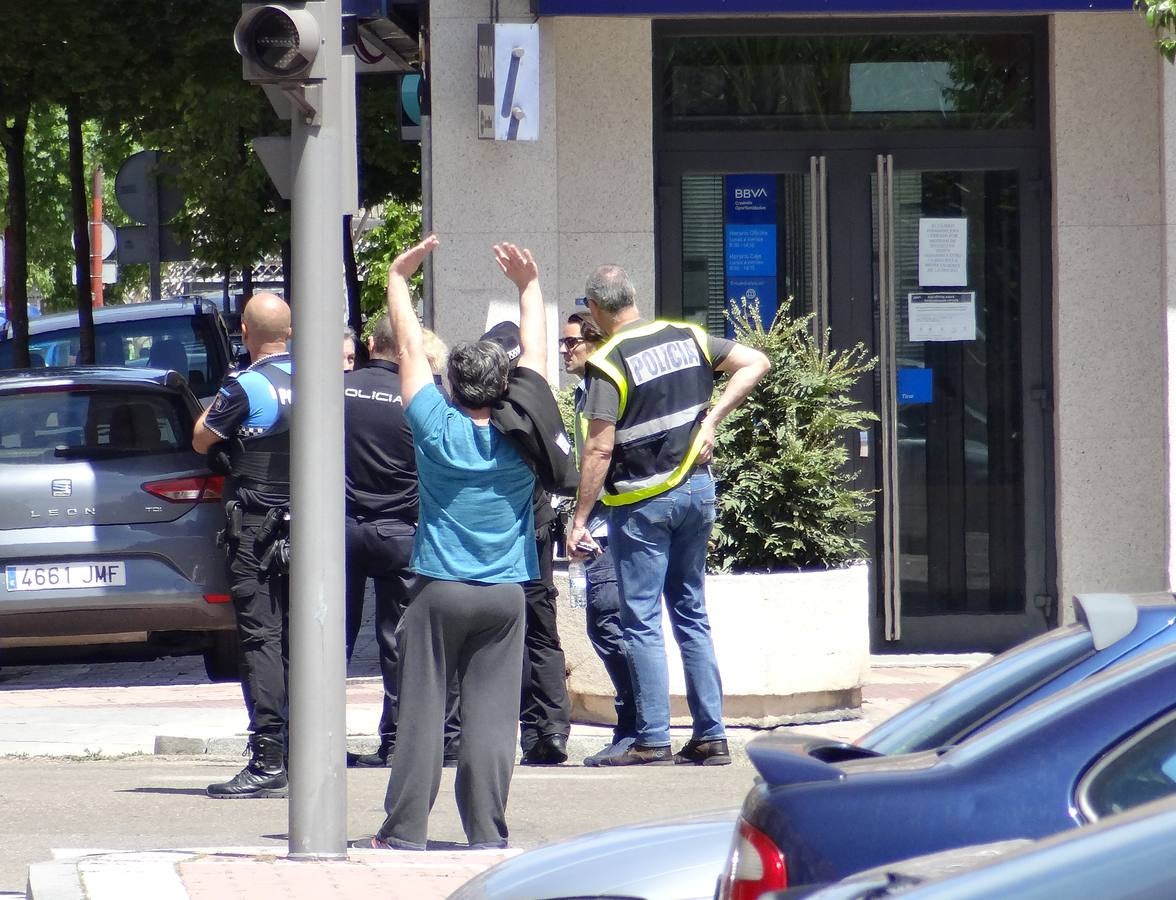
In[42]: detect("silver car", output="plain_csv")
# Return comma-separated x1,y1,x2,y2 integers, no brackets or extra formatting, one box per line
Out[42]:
0,367,236,679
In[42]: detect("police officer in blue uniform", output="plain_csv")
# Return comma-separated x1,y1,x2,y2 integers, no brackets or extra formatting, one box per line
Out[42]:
193,291,294,799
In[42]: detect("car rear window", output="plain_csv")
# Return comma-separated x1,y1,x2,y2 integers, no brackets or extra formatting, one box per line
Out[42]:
0,388,192,461
0,313,225,398
861,625,1095,755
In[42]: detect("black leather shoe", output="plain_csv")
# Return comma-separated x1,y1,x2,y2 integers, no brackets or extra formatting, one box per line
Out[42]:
520,733,569,765
594,743,674,767
348,745,393,768
673,738,731,766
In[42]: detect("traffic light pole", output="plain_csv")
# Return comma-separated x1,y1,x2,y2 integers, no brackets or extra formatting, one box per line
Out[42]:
287,0,347,859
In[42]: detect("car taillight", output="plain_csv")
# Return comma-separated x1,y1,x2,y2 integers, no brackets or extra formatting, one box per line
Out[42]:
203,594,231,604
142,475,225,503
719,818,787,900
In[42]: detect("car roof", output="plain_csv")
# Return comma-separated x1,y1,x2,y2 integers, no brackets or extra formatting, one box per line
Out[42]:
20,298,221,334
946,642,1176,764
0,366,191,392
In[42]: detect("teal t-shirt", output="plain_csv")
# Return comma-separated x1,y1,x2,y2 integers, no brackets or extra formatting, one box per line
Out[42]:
405,383,538,583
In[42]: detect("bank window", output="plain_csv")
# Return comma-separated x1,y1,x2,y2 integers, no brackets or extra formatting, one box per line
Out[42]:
661,33,1034,131
682,174,811,336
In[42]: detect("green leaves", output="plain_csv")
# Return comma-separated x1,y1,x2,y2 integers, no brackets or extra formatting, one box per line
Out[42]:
708,299,877,573
1136,0,1176,61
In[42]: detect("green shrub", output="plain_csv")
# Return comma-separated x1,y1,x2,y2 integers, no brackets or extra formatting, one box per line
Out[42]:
708,300,877,573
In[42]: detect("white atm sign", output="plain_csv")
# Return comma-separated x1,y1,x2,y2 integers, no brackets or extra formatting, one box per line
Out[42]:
6,561,127,591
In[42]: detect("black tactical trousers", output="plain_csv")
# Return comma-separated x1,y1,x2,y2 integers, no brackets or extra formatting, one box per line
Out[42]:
228,516,289,737
519,521,571,751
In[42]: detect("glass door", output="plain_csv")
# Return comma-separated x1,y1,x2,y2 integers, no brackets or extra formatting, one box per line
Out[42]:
659,147,1052,650
872,151,1049,645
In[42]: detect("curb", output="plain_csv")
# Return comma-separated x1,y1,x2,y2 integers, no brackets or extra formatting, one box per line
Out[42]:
151,730,772,764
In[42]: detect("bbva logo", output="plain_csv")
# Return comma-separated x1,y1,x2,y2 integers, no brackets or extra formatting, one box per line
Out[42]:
735,188,768,199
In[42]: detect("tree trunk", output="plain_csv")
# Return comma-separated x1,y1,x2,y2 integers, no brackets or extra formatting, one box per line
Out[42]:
241,261,253,310
1,105,32,369
67,98,95,364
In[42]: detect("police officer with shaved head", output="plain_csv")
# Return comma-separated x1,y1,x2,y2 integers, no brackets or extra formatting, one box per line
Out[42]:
193,291,294,798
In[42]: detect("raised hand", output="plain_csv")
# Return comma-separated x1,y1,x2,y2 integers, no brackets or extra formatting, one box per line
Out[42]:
493,242,539,290
390,234,440,280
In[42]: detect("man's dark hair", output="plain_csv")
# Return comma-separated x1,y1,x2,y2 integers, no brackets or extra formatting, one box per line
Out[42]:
567,311,604,345
370,315,396,358
448,340,510,408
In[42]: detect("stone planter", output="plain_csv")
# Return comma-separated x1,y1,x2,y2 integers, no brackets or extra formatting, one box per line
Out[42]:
556,561,871,728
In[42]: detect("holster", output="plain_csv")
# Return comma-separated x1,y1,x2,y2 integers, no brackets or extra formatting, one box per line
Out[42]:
254,507,291,577
216,500,243,555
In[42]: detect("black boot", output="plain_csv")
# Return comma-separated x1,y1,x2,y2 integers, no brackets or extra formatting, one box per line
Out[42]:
207,734,288,799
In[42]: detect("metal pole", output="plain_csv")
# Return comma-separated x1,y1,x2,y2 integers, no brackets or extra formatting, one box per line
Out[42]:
288,0,347,859
146,152,161,303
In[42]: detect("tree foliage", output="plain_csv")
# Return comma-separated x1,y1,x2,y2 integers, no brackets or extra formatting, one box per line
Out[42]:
708,301,877,572
1136,0,1176,61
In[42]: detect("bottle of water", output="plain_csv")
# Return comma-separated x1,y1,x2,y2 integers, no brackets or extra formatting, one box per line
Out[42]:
567,559,588,609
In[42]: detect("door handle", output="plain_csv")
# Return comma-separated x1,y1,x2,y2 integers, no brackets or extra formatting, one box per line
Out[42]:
876,153,902,642
809,155,830,341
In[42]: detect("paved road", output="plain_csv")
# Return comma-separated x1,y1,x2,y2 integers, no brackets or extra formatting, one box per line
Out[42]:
0,753,756,894
0,594,979,896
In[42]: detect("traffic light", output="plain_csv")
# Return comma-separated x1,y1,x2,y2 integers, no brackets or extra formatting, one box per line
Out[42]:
235,3,329,84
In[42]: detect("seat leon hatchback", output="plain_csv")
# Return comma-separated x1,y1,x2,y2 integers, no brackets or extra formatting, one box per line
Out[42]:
0,367,237,679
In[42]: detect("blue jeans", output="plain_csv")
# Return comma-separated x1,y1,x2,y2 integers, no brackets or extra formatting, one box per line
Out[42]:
609,470,724,747
585,541,637,742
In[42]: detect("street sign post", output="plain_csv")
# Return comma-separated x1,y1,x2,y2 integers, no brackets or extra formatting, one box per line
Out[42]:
114,150,188,301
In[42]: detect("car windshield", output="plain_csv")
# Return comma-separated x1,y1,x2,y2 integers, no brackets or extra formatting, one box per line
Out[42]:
0,314,223,398
0,387,191,462
860,624,1095,754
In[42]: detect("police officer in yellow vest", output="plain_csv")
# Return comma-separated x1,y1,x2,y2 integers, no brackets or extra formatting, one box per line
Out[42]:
567,265,770,767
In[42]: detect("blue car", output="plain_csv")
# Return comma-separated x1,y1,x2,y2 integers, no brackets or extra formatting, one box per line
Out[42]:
721,641,1176,898
836,590,1176,759
452,592,1176,900
797,792,1176,899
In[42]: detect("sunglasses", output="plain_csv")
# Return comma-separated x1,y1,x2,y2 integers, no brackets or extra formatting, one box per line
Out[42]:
559,337,586,351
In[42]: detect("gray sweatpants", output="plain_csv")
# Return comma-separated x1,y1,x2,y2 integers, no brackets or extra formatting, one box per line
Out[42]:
378,576,525,848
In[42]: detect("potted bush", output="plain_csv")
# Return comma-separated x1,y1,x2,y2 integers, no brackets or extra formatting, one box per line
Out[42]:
558,300,879,727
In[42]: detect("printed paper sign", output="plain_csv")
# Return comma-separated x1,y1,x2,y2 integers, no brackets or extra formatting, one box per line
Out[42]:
908,291,976,342
918,218,967,287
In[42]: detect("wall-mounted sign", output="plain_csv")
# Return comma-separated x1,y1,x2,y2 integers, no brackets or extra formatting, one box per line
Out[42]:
908,291,976,342
918,217,967,287
897,367,934,404
477,23,540,141
724,174,778,329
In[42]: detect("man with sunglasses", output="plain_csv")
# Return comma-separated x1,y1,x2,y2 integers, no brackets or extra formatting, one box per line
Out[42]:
562,309,638,765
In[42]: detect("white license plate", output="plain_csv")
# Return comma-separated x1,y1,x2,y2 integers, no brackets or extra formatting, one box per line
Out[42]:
5,561,127,592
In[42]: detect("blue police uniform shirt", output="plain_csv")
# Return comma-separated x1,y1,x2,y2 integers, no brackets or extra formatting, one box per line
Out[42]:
405,382,538,584
203,352,293,442
203,352,293,509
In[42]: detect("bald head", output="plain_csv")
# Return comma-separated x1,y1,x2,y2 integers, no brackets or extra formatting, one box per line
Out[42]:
242,292,291,358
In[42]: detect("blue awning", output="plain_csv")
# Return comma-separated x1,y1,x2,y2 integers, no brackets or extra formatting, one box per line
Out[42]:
533,0,1131,13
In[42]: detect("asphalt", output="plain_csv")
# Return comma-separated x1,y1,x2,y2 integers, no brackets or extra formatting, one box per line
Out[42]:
3,652,987,900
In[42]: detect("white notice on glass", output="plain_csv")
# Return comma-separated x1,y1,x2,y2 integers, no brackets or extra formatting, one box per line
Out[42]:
918,218,967,287
908,292,976,342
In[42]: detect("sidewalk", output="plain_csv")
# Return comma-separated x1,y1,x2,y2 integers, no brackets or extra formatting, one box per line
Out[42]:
5,653,985,900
